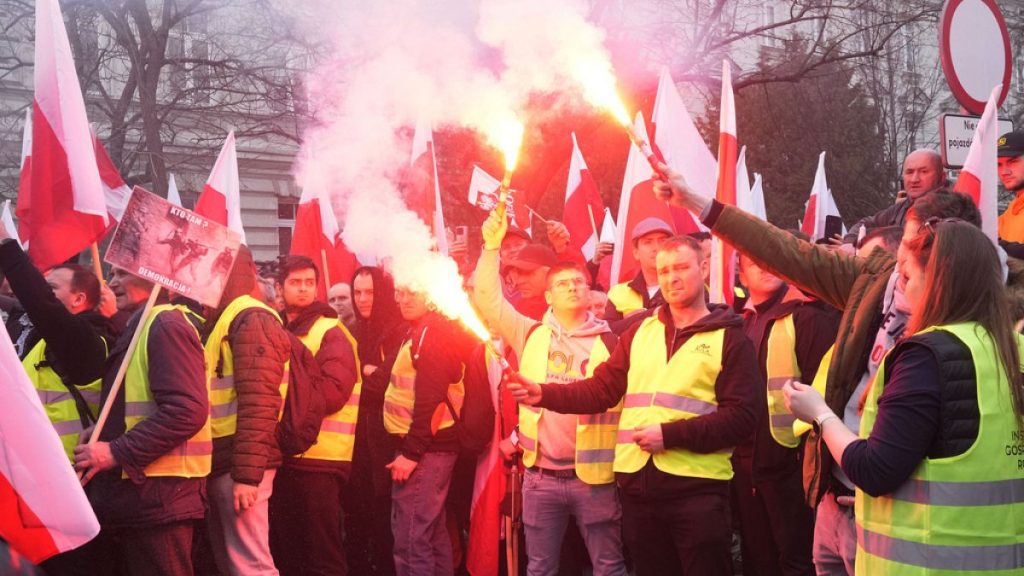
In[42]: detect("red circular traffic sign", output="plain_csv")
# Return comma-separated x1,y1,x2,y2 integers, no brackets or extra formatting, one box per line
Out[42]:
939,0,1012,115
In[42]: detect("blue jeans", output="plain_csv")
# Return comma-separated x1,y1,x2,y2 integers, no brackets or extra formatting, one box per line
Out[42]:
391,451,458,576
522,469,627,576
812,491,856,576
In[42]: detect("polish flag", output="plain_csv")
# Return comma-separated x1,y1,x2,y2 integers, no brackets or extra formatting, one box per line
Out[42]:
609,112,677,284
651,67,717,210
466,346,512,576
0,317,100,563
403,120,448,254
167,174,182,207
93,136,132,222
710,61,738,305
195,131,246,243
291,176,358,300
16,0,109,271
736,146,766,221
564,133,604,261
954,84,1001,241
800,152,844,241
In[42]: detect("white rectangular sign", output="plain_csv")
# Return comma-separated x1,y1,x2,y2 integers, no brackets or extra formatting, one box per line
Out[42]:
940,113,1014,169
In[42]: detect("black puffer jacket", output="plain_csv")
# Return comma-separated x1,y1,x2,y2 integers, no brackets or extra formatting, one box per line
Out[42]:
207,246,291,485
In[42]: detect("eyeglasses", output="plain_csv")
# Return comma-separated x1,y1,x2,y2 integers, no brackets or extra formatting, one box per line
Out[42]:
921,217,964,242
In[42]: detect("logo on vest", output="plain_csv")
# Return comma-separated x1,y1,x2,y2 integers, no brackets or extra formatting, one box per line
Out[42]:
692,343,712,357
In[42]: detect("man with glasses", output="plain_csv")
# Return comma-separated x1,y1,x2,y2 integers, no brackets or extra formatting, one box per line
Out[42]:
474,208,627,576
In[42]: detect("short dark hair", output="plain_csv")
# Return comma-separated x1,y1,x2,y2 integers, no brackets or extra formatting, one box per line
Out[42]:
858,226,903,253
545,261,590,288
686,231,711,242
276,255,318,285
52,264,100,309
908,189,981,228
657,235,705,259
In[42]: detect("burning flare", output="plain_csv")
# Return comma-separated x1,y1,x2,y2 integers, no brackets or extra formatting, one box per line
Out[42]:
573,62,663,178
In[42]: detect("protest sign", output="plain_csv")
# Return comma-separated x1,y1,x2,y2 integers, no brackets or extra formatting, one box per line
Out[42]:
106,186,241,307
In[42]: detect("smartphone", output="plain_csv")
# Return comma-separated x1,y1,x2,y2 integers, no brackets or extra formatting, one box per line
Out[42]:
823,215,843,241
455,225,468,244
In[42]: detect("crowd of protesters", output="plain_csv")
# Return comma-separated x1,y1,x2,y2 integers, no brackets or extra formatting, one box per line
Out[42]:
2,131,1024,576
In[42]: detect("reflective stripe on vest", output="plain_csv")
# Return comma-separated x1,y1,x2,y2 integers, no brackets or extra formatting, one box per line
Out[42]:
765,314,800,448
616,315,733,479
607,283,644,316
22,339,105,462
518,324,618,485
382,336,465,436
854,322,1024,575
293,317,362,463
125,304,212,478
205,295,288,438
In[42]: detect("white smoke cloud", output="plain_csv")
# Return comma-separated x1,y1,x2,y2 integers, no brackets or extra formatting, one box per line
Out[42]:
294,0,622,327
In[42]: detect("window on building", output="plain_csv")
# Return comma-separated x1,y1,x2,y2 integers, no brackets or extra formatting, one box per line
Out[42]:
278,198,297,254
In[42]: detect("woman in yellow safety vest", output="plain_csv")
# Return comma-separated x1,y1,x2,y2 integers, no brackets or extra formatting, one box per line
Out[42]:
784,219,1024,575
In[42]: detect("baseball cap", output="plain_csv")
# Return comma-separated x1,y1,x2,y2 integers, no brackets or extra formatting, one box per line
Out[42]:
630,217,674,242
504,226,532,243
501,244,558,273
998,130,1024,158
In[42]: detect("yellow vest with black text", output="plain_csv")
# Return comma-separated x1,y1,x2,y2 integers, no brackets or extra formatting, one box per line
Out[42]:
616,315,732,479
293,317,362,462
607,282,644,316
518,326,619,484
22,340,104,461
125,304,212,477
383,336,465,436
765,314,801,448
205,295,288,438
855,322,1024,575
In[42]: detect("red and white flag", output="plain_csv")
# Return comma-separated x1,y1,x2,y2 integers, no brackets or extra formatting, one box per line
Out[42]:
93,136,131,222
194,131,246,243
167,174,182,207
291,170,358,300
800,152,844,241
564,133,604,261
609,112,677,284
0,320,100,563
466,165,530,234
651,67,718,206
466,349,508,576
403,120,448,254
16,0,109,271
954,84,1001,241
710,61,738,305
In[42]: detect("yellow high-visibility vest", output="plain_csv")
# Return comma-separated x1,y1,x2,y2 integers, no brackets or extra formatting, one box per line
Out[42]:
22,340,104,461
607,282,644,316
383,333,465,436
765,314,801,448
518,325,619,484
205,295,288,438
292,317,362,463
616,315,733,479
124,304,211,478
856,322,1024,575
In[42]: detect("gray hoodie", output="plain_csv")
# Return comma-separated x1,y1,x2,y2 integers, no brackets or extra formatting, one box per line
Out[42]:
473,248,613,469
